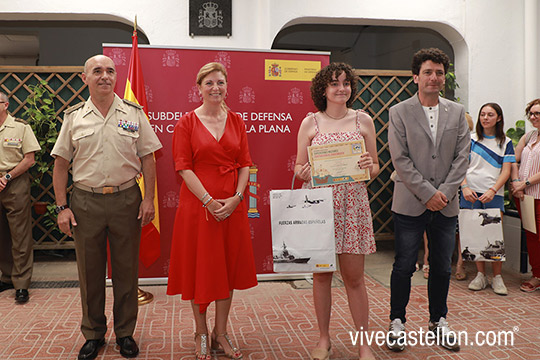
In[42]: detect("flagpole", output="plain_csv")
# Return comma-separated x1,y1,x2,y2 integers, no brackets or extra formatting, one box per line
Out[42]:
128,15,155,306
137,288,154,305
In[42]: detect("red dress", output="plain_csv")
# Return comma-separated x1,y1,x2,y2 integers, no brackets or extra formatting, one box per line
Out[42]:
167,111,257,312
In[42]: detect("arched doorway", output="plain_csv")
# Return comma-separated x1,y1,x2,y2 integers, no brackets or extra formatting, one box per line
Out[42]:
0,19,149,66
271,22,462,240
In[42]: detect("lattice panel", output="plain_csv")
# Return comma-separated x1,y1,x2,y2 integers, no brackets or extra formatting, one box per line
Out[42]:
0,66,86,249
0,66,416,249
352,70,416,240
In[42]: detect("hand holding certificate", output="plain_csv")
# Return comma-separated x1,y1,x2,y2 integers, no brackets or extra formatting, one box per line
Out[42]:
307,140,371,187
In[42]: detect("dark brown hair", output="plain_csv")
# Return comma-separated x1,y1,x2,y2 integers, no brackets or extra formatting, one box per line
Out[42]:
476,103,505,147
411,48,450,75
310,62,357,111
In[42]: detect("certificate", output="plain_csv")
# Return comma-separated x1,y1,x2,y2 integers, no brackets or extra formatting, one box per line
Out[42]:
307,140,370,187
520,195,537,234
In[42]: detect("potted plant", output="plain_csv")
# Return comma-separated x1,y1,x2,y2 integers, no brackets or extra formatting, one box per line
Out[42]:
504,120,526,210
441,63,459,101
506,119,526,145
22,80,59,225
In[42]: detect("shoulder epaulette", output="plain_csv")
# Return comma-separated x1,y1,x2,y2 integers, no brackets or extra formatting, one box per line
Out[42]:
14,118,28,125
122,99,143,109
65,102,85,114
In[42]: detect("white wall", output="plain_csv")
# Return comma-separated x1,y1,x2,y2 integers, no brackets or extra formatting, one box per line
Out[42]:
1,0,537,129
463,0,527,128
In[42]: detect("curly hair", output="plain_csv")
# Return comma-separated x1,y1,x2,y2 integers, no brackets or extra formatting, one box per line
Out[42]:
476,103,505,147
310,62,357,111
411,48,450,75
526,98,540,117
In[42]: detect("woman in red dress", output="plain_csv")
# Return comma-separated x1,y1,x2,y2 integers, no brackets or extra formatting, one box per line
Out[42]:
167,62,257,360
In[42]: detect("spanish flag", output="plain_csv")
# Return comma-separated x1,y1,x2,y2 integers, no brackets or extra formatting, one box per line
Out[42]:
124,21,161,267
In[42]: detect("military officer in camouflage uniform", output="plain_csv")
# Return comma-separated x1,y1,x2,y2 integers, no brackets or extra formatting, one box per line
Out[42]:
52,55,162,360
0,91,41,304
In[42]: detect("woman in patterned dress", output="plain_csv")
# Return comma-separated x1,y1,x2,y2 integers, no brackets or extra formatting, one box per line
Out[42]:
295,63,379,360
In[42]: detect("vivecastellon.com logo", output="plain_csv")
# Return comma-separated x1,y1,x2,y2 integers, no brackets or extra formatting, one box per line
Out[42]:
349,326,517,347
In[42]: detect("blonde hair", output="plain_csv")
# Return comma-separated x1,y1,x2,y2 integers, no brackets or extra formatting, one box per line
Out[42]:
196,62,229,111
465,112,473,131
526,98,540,116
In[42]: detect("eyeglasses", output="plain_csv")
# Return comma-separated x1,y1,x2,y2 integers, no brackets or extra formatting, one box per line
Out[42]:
529,111,540,118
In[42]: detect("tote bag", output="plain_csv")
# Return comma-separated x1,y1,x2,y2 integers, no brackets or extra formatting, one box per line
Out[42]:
270,176,336,273
459,208,505,262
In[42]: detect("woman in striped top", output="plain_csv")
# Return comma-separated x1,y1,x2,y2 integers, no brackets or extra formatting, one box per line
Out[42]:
460,103,515,295
511,98,540,292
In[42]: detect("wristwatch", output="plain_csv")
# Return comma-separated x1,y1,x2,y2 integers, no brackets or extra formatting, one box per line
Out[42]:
55,204,69,214
4,173,12,182
526,179,531,186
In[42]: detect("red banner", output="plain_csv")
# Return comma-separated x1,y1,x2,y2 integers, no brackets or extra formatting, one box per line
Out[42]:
123,30,162,269
103,45,329,278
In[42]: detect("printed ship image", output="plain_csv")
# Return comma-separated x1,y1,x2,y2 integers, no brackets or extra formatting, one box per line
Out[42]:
273,242,310,263
480,240,505,260
462,247,476,261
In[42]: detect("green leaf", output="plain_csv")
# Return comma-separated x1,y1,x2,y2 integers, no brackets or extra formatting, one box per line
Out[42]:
506,119,527,147
23,80,59,192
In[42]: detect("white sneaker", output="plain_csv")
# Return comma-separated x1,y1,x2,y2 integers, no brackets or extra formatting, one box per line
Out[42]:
428,317,460,351
492,275,508,295
468,272,488,291
386,318,405,352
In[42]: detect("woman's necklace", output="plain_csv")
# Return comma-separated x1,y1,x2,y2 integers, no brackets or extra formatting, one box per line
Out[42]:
323,109,349,120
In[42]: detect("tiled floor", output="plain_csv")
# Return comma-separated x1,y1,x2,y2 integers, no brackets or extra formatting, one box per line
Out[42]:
1,249,539,360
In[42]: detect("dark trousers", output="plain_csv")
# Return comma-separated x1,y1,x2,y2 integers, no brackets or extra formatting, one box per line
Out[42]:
71,185,142,340
390,210,457,323
0,173,33,289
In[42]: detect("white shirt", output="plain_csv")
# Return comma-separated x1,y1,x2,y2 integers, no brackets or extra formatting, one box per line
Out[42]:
423,104,439,145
